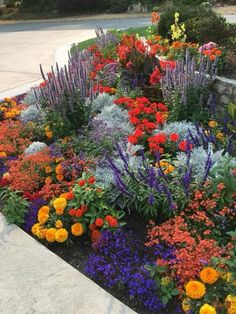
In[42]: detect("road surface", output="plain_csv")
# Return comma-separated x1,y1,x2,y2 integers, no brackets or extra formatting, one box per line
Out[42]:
0,17,150,95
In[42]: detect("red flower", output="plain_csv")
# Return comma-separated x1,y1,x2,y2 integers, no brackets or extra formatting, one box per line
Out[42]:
156,112,165,124
108,217,118,227
91,230,101,242
81,204,88,213
88,176,96,184
78,179,86,187
130,117,140,125
95,218,104,227
179,140,193,151
66,191,75,200
127,135,138,144
150,68,162,85
89,223,97,231
69,209,76,216
76,209,83,217
170,133,179,142
105,215,113,223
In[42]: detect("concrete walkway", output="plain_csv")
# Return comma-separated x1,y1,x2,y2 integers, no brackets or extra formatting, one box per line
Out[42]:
0,214,136,314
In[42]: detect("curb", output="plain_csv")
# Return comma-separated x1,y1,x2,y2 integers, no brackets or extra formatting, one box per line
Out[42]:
0,13,150,25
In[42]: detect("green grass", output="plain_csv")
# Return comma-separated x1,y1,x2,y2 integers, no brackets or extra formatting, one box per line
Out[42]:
71,26,148,53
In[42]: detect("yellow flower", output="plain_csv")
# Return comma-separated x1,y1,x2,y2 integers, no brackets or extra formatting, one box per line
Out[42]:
200,267,219,284
71,223,84,236
38,212,49,224
208,120,218,128
216,132,225,141
45,228,56,242
199,304,217,314
185,280,206,299
226,294,236,305
228,306,236,314
159,160,169,167
53,197,67,215
55,164,63,174
3,172,10,179
36,228,46,239
45,166,52,173
182,298,191,313
55,228,68,243
56,174,64,181
55,220,63,229
31,223,40,235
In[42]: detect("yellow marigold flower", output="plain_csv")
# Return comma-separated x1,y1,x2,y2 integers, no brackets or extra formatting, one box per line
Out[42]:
55,164,63,174
185,280,206,299
46,131,53,139
38,206,50,215
55,228,68,243
0,152,7,158
200,267,219,284
56,174,64,181
31,223,40,235
45,166,52,173
208,120,218,128
71,223,84,236
45,228,56,242
226,294,236,305
182,298,191,313
53,197,67,215
55,220,63,229
228,306,236,314
36,228,46,239
199,304,217,314
38,212,49,224
216,132,225,141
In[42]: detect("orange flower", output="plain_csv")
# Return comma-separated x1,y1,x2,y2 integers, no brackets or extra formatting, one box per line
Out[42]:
151,11,160,24
210,55,216,61
185,280,206,299
45,176,52,185
200,267,219,284
45,166,52,173
56,174,64,181
215,50,222,56
71,223,84,236
55,228,68,243
46,228,56,242
55,164,63,174
46,131,53,139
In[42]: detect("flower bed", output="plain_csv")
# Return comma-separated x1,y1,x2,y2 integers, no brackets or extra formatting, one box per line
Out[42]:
0,13,236,314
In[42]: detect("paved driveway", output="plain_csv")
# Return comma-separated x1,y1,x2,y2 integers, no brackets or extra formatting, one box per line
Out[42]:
0,17,150,95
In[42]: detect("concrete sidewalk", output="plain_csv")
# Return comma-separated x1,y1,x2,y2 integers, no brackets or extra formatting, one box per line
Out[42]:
0,214,136,314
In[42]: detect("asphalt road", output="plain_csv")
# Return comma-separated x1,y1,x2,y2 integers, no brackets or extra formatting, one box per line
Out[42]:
0,14,235,96
0,17,150,94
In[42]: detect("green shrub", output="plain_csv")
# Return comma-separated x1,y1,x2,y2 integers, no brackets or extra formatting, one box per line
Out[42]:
185,15,232,46
21,0,55,13
0,189,29,226
158,5,216,38
108,0,129,13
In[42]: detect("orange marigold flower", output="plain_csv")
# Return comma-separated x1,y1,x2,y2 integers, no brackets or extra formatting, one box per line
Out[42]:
71,223,84,236
45,176,52,185
55,228,68,243
46,228,56,242
185,280,206,299
55,164,63,174
53,197,67,215
200,267,219,284
55,220,63,229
